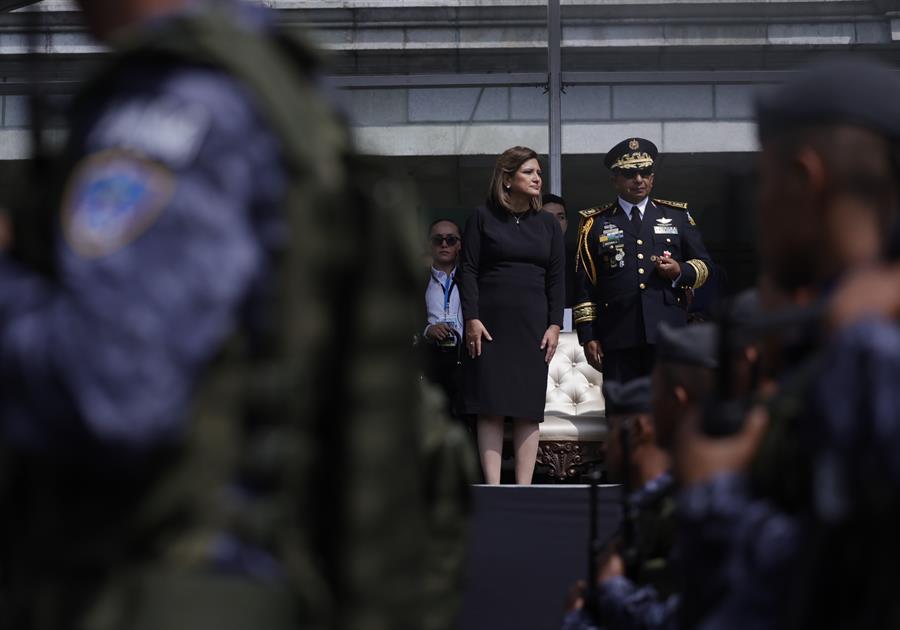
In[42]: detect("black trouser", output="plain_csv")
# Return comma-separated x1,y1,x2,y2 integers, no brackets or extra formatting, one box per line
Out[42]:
423,344,463,419
602,345,656,383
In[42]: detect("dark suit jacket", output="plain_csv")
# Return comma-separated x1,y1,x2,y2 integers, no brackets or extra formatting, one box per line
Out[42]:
572,199,712,351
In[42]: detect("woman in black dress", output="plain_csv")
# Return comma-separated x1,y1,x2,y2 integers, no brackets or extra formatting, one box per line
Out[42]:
459,146,565,484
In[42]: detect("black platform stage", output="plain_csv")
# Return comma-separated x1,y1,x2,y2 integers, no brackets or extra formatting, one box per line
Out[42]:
458,484,623,630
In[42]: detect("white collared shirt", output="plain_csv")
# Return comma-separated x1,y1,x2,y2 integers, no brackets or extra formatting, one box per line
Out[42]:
424,265,463,338
619,196,649,221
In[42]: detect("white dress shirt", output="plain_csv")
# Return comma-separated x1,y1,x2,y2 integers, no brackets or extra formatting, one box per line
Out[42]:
619,195,649,221
424,265,463,339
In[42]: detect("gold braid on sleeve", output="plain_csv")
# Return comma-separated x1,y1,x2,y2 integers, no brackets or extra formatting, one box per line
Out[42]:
685,259,709,289
573,301,598,325
576,217,597,286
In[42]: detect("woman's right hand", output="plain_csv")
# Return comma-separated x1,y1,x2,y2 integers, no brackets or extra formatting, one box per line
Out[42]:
465,318,493,358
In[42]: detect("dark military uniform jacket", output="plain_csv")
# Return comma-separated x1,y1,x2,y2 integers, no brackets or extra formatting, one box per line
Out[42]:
573,199,712,349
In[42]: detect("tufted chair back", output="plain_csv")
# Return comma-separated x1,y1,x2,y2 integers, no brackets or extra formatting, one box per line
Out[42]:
546,333,604,417
537,332,606,478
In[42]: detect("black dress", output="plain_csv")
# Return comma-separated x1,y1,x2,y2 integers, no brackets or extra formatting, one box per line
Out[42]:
459,203,565,421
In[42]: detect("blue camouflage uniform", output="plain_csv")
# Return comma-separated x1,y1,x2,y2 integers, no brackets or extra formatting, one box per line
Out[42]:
676,473,801,630
0,5,286,571
562,473,680,630
676,58,900,630
0,4,450,630
675,319,900,630
1,15,283,455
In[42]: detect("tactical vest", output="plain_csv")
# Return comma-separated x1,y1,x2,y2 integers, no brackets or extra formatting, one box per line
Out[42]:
749,352,824,511
749,346,900,630
1,8,474,630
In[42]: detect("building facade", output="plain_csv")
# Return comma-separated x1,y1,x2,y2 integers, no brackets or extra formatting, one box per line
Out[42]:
1,0,898,287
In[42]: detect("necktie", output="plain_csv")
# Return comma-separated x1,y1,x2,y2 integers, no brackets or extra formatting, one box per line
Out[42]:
631,206,642,231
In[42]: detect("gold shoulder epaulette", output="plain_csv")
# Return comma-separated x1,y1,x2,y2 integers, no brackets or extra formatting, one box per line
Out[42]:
578,203,612,218
653,198,688,210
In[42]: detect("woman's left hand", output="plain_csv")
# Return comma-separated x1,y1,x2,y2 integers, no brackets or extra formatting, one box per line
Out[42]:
541,325,560,364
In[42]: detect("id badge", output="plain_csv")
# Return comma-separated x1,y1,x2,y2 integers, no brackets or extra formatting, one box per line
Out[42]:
438,317,459,348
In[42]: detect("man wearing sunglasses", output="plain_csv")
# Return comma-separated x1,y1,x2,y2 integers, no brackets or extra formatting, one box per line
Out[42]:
573,138,712,382
424,219,464,417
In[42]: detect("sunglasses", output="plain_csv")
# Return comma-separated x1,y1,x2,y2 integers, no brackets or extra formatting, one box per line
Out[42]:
431,235,461,246
619,168,654,179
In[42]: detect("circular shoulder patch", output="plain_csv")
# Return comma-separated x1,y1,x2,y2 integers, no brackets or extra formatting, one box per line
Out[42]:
62,150,176,258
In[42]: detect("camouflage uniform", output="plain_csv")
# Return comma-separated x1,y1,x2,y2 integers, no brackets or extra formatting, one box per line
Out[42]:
0,2,472,629
680,319,900,630
562,473,679,630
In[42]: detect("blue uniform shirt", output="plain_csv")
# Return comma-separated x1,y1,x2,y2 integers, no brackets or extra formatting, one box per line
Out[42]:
672,320,900,629
0,58,286,456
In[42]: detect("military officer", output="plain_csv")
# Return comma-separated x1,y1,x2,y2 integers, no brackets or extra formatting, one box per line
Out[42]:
573,138,712,381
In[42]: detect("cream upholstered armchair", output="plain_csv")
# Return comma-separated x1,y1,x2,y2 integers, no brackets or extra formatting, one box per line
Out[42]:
537,331,606,480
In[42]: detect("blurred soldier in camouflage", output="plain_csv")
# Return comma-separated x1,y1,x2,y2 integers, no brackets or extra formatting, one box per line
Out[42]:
562,377,677,630
0,1,471,629
563,324,721,630
675,58,900,630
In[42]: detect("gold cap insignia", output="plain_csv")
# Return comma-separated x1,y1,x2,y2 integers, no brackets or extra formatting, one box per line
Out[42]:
611,152,653,170
628,139,639,150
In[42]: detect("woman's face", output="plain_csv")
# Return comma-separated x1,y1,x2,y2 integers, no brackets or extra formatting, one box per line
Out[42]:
506,158,543,199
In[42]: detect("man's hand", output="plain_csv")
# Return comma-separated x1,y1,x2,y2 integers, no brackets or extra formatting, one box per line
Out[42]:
597,551,625,583
0,211,12,252
564,580,587,613
655,252,681,281
541,324,560,363
465,318,493,358
676,405,769,486
425,322,453,342
584,340,603,372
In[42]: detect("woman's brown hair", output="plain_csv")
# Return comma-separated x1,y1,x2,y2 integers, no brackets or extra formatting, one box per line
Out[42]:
488,146,543,212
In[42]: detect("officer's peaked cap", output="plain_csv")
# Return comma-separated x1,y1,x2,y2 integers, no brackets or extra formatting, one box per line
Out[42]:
604,137,658,171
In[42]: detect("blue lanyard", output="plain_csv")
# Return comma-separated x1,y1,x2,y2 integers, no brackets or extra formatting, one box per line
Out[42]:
432,271,456,318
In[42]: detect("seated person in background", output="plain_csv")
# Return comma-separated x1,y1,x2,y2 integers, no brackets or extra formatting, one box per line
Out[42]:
543,193,577,309
423,219,464,418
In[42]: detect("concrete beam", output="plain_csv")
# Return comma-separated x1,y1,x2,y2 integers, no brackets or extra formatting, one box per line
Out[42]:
0,119,762,160
350,120,758,157
352,122,549,156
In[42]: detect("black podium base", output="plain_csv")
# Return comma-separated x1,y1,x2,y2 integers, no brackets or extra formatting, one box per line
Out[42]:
458,484,623,630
